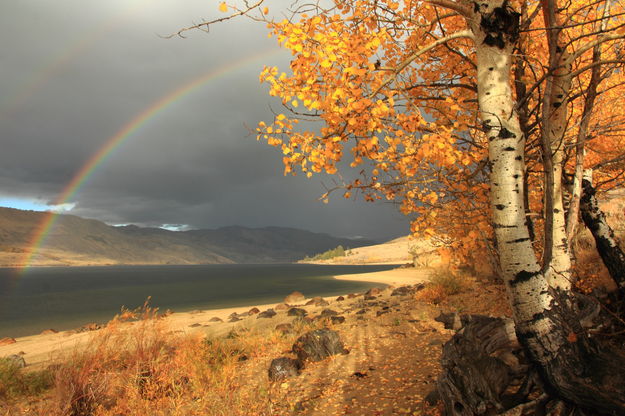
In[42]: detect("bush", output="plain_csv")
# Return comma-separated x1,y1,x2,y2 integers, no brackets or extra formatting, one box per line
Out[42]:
303,245,347,261
0,357,53,401
416,269,468,304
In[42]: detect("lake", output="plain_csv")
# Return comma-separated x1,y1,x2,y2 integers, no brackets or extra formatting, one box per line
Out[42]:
0,263,396,337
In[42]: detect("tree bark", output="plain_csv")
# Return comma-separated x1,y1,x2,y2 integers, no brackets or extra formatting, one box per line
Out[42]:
467,1,625,413
580,178,625,294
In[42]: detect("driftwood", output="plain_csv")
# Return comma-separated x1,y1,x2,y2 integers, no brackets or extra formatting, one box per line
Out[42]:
437,311,625,415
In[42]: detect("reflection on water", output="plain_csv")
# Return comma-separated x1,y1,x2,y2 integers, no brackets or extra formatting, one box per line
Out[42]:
0,263,395,337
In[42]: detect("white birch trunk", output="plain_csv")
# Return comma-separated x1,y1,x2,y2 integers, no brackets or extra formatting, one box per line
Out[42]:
468,0,560,361
543,51,572,290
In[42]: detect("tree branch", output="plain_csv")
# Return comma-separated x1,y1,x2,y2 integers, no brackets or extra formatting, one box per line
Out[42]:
369,30,474,98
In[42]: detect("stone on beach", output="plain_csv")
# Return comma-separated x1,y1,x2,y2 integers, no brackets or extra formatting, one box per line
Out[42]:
292,329,349,363
284,291,305,304
0,337,16,346
305,296,329,306
287,307,308,317
257,309,277,319
268,357,301,381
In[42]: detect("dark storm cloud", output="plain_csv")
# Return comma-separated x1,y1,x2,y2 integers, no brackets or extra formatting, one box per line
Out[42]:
0,0,410,240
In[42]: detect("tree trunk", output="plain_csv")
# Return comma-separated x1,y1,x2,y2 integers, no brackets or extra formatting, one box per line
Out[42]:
467,1,625,413
580,178,625,294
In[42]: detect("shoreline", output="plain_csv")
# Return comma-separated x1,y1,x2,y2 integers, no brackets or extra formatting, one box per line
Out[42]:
0,266,433,370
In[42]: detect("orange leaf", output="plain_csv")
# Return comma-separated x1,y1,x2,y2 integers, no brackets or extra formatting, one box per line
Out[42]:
218,2,228,12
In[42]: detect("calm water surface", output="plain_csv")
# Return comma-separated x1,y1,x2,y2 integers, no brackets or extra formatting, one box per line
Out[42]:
0,264,395,337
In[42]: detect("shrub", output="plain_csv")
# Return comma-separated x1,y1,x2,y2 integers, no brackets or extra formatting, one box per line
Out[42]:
416,269,469,304
0,357,53,401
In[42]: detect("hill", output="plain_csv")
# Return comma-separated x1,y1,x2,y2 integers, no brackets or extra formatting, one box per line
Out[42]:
0,207,374,266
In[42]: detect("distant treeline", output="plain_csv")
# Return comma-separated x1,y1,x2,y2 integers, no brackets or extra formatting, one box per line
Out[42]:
303,245,351,261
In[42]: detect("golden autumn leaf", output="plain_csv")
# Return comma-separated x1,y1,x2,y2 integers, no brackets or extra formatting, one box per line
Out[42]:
218,2,228,12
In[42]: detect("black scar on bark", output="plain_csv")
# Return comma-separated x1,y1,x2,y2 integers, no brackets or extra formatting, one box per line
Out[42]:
495,204,506,210
552,102,562,108
480,4,521,49
515,156,522,160
503,146,515,151
510,270,540,286
507,237,530,244
498,127,516,139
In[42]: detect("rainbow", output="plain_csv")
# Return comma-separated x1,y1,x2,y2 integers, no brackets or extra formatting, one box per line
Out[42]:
18,48,283,271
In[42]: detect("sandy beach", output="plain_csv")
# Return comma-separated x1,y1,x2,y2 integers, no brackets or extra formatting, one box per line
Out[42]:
0,266,433,370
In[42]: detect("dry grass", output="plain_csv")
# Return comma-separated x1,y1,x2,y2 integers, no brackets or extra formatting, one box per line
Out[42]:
5,302,309,416
416,268,471,304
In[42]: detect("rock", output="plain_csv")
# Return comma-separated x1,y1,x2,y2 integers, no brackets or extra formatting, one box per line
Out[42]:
189,323,202,328
228,316,242,323
330,316,346,324
229,312,243,319
0,337,16,346
376,310,389,317
274,303,289,311
305,297,329,306
319,309,339,317
356,309,367,315
257,309,277,319
79,323,101,332
3,354,26,368
248,307,260,315
292,329,349,362
209,317,223,322
391,286,413,296
287,307,308,317
284,291,305,304
268,357,302,381
364,295,377,300
347,293,359,299
365,287,382,296
275,323,294,334
336,296,345,301
40,329,58,335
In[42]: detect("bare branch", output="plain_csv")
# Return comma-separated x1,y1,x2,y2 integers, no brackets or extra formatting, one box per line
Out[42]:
369,30,474,98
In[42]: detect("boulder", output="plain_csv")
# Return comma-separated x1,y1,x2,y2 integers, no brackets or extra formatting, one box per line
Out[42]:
347,293,359,299
209,317,223,322
268,357,301,381
330,316,346,324
40,329,58,335
275,323,294,334
305,297,329,306
189,323,202,328
292,329,349,362
284,291,305,304
0,337,16,346
435,312,462,331
274,303,289,311
248,307,261,315
287,307,308,317
228,316,242,323
80,323,101,332
257,309,277,319
391,286,412,296
336,296,345,301
365,287,382,297
319,309,339,317
3,354,26,368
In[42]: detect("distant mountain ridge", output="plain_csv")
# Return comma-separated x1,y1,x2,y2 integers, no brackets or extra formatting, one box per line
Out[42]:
0,207,375,267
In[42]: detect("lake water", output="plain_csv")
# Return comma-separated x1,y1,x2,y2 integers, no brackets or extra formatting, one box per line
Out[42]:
0,264,396,337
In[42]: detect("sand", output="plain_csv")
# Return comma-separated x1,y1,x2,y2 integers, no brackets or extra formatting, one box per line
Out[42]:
0,266,433,370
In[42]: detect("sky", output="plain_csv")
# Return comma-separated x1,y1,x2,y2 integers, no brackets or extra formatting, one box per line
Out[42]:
0,0,410,241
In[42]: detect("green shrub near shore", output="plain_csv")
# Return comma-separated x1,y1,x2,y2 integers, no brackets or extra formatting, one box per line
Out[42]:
303,245,347,261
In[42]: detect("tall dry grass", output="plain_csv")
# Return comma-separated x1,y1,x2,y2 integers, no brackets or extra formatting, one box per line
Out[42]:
4,301,303,416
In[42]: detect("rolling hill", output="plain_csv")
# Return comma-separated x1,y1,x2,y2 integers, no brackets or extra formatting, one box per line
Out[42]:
0,207,374,267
